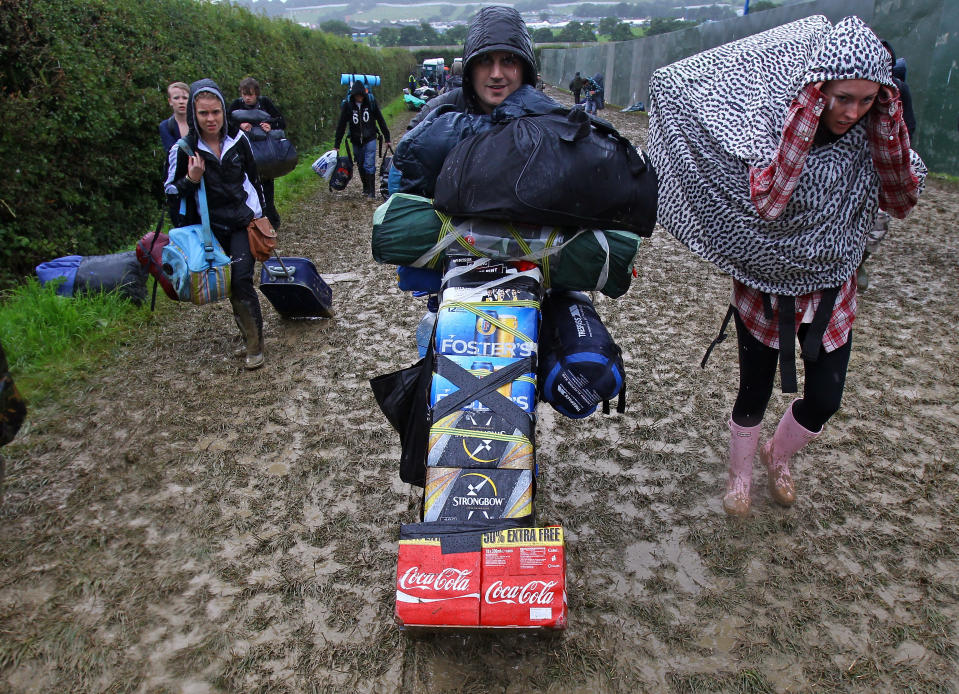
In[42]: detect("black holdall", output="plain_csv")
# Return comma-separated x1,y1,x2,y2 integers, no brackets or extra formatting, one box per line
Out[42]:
433,108,658,237
329,140,354,192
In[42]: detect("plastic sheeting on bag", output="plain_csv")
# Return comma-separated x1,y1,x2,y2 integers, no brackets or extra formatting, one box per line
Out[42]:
74,252,148,305
371,194,641,298
312,150,338,179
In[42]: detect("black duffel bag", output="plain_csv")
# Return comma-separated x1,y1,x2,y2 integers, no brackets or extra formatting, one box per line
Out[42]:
434,108,657,237
229,108,298,179
251,134,298,180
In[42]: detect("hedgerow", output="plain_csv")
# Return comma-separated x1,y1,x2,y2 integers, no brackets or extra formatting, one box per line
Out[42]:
0,0,410,287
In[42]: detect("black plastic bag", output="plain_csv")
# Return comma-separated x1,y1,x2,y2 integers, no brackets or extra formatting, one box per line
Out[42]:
369,338,433,487
434,108,657,236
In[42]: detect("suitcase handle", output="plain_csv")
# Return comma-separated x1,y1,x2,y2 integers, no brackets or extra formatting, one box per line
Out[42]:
266,252,295,279
265,263,296,279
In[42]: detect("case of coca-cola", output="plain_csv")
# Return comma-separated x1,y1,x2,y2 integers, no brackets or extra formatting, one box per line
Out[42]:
480,525,566,629
395,537,481,627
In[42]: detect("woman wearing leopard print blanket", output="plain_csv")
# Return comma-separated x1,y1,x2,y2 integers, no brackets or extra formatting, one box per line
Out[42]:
647,16,925,517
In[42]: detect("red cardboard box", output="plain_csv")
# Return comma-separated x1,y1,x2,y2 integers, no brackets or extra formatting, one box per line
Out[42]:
480,525,566,629
395,537,481,627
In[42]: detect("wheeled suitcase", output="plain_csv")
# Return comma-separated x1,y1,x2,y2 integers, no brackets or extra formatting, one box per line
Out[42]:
259,256,333,319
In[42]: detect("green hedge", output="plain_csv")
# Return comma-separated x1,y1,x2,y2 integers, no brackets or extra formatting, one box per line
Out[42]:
0,0,411,287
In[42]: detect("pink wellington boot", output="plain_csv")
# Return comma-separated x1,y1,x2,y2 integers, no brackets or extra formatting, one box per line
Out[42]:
760,400,821,507
723,419,762,517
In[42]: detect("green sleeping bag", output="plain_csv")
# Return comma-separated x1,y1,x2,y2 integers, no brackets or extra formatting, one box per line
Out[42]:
371,194,641,299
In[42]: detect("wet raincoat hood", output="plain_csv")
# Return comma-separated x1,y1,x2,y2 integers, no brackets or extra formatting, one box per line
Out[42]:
186,78,234,143
647,15,925,296
463,6,537,86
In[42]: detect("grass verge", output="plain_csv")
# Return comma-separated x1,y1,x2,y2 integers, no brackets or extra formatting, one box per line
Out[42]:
0,278,153,403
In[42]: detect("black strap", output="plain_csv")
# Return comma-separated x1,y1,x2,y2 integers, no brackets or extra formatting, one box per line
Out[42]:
775,286,840,393
148,209,165,312
431,355,533,436
601,383,627,415
801,286,840,362
777,295,798,393
701,305,736,369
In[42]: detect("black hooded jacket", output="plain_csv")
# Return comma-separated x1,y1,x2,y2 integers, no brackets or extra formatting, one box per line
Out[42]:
164,78,265,231
335,81,390,149
407,6,537,130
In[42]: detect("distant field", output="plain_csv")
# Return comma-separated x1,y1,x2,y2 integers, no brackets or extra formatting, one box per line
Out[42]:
286,2,490,24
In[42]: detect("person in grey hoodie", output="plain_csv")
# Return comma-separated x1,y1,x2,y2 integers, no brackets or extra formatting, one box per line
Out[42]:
165,78,269,370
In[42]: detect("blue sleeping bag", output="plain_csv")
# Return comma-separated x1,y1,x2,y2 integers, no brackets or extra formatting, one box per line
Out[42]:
538,290,626,419
36,255,83,296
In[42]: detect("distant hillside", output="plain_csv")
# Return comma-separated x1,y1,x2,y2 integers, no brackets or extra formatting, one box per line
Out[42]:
231,0,745,28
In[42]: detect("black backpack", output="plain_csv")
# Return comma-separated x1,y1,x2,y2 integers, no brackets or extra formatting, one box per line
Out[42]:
434,108,657,237
538,290,626,419
329,141,353,192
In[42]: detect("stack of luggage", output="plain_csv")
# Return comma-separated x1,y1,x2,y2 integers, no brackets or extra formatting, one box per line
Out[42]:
371,83,657,631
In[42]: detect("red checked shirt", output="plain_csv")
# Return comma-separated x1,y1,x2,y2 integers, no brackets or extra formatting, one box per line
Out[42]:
750,82,920,221
732,274,857,352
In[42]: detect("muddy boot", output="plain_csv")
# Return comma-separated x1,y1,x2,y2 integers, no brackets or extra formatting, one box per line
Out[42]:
723,419,761,517
362,171,376,199
233,299,264,370
231,300,248,358
760,400,820,507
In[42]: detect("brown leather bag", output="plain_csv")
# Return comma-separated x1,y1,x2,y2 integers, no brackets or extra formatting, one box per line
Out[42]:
247,217,277,261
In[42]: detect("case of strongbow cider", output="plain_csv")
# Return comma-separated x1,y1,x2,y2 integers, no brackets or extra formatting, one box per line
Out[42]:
428,354,536,469
424,468,533,522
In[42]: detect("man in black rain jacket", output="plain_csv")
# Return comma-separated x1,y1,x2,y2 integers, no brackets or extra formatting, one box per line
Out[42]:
335,81,391,199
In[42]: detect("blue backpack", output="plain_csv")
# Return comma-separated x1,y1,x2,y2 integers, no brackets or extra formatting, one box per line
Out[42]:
160,139,232,305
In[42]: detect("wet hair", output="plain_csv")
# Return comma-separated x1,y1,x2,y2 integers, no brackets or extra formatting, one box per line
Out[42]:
239,77,260,96
167,81,189,96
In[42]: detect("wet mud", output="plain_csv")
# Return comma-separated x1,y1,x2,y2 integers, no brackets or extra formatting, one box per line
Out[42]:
1,87,957,692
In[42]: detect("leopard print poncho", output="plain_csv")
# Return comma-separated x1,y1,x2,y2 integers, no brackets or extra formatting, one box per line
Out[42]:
647,15,926,296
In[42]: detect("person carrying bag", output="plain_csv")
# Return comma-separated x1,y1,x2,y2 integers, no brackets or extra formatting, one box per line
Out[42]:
164,78,270,370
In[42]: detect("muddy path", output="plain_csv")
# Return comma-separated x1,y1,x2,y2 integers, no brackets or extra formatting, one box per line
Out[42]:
2,87,957,693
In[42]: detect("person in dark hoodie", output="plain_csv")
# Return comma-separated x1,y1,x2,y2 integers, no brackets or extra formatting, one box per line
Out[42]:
406,5,541,132
335,81,391,199
227,77,286,227
396,5,566,197
165,78,270,370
